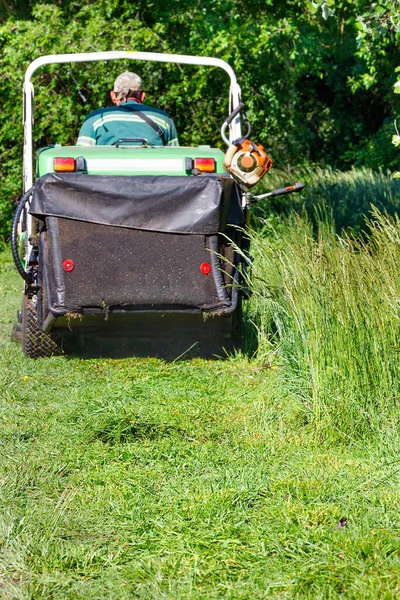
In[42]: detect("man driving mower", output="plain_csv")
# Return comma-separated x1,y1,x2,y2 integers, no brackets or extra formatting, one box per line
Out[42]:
77,71,179,147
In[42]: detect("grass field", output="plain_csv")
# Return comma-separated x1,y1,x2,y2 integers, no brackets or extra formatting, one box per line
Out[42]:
1,171,400,598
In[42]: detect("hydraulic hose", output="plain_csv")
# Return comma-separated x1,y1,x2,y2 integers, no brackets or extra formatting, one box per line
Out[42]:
11,187,34,284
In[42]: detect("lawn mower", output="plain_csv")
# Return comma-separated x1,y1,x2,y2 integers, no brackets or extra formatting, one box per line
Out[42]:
11,51,303,358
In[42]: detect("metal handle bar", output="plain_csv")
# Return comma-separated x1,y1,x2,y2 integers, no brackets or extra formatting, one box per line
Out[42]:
251,182,305,202
224,102,245,126
114,138,149,147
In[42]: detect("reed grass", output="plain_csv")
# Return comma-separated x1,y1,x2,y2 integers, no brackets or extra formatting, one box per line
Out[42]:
254,167,400,234
249,205,400,440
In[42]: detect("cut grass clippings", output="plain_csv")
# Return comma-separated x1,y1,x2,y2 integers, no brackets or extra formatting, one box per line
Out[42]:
1,227,400,598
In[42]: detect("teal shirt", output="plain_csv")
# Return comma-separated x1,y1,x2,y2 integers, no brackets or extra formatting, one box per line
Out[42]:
77,100,179,147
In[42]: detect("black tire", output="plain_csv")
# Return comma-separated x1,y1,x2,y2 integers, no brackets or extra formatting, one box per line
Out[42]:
21,295,61,358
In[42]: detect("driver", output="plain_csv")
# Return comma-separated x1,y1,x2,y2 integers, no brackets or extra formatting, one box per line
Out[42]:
77,71,179,147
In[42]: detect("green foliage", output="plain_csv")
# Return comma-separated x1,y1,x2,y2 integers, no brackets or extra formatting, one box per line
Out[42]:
393,70,400,177
0,1,398,239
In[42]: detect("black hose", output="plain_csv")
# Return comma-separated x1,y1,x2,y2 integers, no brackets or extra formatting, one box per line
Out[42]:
223,102,245,126
221,102,251,146
11,187,34,283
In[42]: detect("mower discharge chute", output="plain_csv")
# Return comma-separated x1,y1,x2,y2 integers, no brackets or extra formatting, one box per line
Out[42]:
12,51,303,359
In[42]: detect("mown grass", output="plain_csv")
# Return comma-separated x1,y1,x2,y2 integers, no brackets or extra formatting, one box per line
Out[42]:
1,171,400,597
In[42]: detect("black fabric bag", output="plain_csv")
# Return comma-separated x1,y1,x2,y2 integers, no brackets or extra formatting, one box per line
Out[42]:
30,173,243,316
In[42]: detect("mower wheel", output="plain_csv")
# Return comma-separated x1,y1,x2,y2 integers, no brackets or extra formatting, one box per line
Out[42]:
22,295,61,358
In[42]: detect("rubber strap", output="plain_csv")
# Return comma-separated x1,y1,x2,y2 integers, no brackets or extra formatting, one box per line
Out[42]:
123,105,167,145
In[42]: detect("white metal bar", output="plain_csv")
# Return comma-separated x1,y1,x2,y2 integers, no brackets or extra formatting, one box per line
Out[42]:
23,51,239,87
23,82,34,192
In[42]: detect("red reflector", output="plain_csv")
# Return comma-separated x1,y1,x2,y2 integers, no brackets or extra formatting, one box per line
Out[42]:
194,158,216,173
200,262,212,275
54,157,76,172
63,259,75,272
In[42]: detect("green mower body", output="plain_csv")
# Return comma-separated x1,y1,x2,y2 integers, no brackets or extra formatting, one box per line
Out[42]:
14,52,248,359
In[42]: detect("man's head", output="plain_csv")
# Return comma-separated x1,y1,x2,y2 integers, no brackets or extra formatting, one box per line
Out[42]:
110,71,145,105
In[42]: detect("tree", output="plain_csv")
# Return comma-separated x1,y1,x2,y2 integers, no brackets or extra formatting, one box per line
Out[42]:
0,1,398,238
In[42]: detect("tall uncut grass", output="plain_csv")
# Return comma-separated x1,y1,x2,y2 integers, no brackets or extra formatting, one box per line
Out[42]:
304,167,400,232
255,166,400,234
249,199,400,441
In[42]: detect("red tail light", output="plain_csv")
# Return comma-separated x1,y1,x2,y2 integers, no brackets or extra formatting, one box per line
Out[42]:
54,157,76,172
194,158,216,173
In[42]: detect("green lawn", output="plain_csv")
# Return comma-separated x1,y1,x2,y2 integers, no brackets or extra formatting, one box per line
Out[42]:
1,243,400,599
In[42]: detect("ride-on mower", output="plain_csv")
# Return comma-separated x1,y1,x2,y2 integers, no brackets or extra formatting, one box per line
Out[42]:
11,51,303,358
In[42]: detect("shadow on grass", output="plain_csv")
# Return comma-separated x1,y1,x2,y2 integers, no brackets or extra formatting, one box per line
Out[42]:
53,306,259,361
